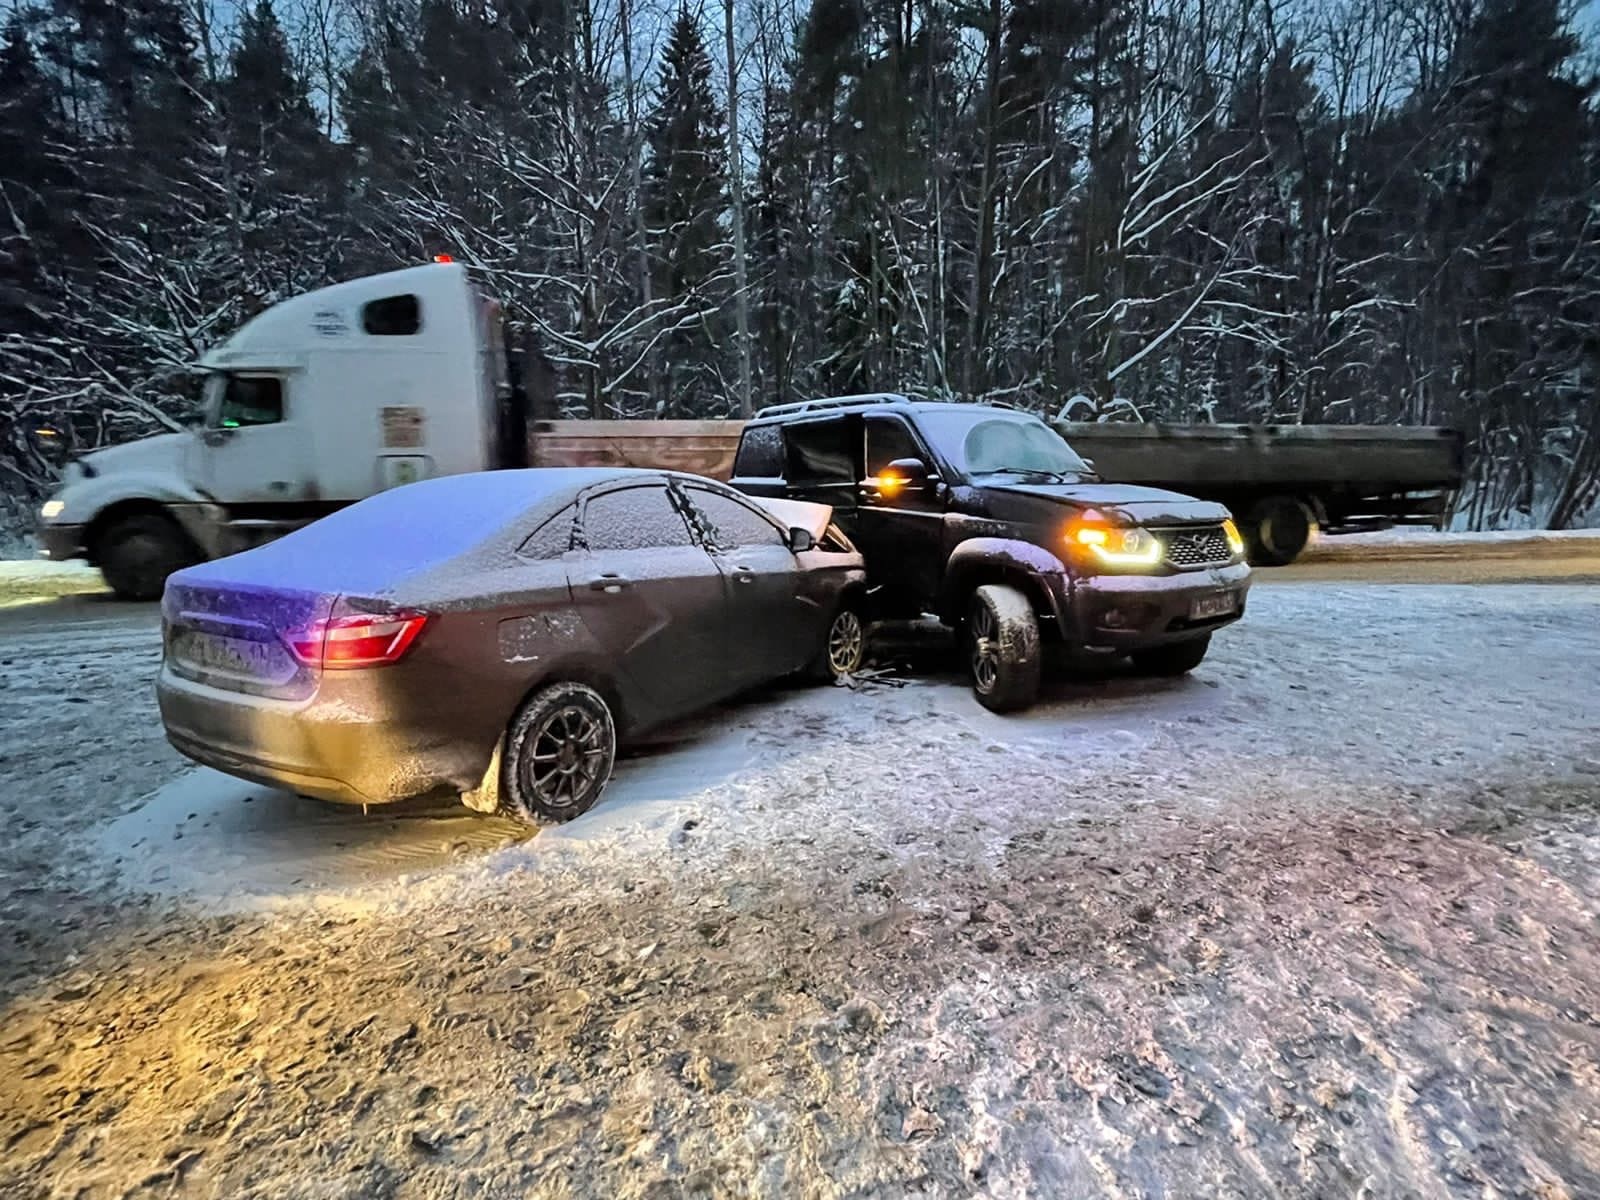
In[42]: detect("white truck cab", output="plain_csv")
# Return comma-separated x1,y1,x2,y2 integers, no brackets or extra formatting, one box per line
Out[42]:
38,262,521,598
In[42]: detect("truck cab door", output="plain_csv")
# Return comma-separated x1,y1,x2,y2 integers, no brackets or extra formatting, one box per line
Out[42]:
855,415,947,605
194,372,310,506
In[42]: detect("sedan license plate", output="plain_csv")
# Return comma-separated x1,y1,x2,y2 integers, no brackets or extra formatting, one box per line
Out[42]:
174,631,285,679
1189,591,1238,621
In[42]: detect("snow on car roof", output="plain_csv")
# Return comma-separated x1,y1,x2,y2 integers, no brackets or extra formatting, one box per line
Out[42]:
176,468,659,594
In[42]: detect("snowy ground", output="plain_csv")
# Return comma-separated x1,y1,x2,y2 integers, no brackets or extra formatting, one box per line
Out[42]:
1,573,1598,1198
0,559,105,609
1306,526,1600,559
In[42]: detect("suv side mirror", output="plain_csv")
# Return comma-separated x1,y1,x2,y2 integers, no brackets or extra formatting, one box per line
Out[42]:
787,526,815,553
877,457,935,498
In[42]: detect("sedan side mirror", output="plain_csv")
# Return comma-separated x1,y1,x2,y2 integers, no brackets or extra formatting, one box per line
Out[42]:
787,526,815,553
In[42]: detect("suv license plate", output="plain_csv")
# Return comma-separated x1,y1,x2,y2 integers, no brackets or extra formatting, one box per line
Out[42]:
1189,592,1237,621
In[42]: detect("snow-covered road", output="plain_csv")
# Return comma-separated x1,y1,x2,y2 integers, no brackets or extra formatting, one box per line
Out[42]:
1,574,1597,1197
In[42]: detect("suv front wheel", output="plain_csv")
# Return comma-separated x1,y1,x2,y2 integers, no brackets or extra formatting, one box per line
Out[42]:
967,585,1042,712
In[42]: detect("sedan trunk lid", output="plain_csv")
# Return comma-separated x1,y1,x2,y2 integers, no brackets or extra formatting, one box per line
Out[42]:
162,576,334,700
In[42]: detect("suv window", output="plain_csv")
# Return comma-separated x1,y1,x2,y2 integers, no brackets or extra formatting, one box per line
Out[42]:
519,505,576,559
686,487,785,550
732,424,784,478
785,419,857,485
583,486,696,551
209,374,283,428
866,416,924,477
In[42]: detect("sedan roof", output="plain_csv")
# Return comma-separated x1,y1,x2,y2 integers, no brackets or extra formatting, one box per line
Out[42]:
176,468,663,596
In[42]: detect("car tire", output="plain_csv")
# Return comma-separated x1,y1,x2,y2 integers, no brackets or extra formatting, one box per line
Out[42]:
809,601,868,681
499,682,617,825
1130,634,1211,676
96,513,198,601
1244,495,1316,566
967,584,1042,713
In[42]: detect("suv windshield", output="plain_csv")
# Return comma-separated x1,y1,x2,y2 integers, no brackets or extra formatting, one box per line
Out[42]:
917,409,1091,480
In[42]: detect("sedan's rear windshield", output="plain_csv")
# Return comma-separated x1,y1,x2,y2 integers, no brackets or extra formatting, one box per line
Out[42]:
917,409,1091,480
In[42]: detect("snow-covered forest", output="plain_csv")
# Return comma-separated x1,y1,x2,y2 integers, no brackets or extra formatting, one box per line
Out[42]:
1,0,1598,528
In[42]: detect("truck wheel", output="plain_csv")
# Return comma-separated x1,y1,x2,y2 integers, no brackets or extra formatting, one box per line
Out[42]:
967,584,1041,713
96,513,198,601
499,682,616,825
1245,496,1316,566
1131,634,1211,676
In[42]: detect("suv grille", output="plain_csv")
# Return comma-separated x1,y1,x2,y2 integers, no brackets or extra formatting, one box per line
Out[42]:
1162,525,1233,567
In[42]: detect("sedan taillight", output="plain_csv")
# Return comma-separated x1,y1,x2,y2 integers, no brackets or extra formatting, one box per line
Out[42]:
283,610,431,669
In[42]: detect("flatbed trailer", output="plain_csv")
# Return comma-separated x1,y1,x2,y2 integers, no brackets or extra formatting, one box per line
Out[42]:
525,418,1464,565
1050,422,1465,564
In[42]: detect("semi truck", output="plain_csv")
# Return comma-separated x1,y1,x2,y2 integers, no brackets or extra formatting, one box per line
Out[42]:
35,261,1465,596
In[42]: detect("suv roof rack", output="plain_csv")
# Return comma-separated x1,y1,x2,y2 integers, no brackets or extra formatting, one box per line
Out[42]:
754,393,914,420
753,393,1021,420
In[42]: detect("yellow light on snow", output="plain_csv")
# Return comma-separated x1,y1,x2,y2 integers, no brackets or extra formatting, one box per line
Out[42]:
1222,518,1245,557
40,500,65,519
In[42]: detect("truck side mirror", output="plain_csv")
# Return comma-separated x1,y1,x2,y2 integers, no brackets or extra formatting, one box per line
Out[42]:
787,527,815,553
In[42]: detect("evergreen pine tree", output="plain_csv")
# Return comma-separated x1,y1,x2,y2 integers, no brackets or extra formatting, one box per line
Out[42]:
222,0,341,313
642,6,728,414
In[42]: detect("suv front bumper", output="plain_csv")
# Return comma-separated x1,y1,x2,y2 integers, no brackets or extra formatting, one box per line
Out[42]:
1070,562,1251,648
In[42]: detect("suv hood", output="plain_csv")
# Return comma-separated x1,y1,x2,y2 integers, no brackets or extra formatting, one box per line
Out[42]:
988,480,1232,524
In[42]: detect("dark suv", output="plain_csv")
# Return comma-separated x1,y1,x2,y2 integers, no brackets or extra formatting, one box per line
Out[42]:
730,394,1251,711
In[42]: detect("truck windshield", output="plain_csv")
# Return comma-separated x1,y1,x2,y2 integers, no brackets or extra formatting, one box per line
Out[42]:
917,409,1091,481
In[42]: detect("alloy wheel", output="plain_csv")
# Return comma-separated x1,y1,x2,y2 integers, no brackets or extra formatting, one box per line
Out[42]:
970,600,999,694
523,704,610,812
827,610,865,676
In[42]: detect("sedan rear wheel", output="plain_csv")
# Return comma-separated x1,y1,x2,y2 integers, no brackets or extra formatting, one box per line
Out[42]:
501,682,616,824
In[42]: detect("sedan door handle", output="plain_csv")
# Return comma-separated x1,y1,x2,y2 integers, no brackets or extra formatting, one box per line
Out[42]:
733,567,754,583
588,573,631,593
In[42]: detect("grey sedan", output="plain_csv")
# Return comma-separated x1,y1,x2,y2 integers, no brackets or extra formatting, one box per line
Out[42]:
157,469,867,823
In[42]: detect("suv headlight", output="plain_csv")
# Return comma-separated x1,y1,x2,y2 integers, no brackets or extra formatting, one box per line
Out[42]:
40,499,65,520
1222,518,1245,557
1069,522,1163,567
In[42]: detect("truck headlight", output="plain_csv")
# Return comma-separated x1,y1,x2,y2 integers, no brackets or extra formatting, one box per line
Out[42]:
1069,522,1163,567
40,499,65,520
